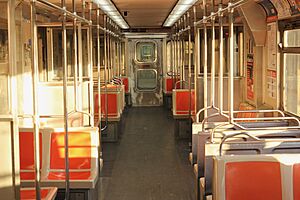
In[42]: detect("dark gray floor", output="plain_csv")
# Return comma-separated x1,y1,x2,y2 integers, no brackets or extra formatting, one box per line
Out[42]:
99,107,195,200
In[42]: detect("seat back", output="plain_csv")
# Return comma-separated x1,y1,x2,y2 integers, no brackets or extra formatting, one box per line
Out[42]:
48,128,98,171
213,154,300,200
172,89,195,116
19,128,43,181
164,77,180,93
20,187,57,200
236,102,257,120
294,163,300,200
121,77,129,93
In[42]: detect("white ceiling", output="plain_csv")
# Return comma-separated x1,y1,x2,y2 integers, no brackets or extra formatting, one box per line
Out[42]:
112,0,178,28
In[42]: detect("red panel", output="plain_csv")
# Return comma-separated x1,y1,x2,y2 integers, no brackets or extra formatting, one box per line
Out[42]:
50,132,91,170
19,132,42,181
294,164,300,200
165,78,180,93
20,189,50,199
175,90,195,115
225,161,282,200
121,77,129,93
20,172,36,181
47,171,91,180
100,93,118,117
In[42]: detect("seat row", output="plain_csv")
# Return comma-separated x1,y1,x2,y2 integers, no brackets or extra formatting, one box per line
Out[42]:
19,127,99,197
192,110,300,200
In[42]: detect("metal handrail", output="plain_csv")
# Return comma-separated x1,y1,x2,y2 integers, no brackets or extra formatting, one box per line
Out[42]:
201,112,229,131
233,116,300,125
194,0,250,26
219,132,262,156
222,109,285,117
195,106,220,123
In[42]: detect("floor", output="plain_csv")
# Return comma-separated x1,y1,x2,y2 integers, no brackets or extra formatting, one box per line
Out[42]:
99,106,195,200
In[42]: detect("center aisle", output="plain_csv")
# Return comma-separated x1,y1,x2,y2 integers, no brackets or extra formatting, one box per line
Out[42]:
99,107,195,200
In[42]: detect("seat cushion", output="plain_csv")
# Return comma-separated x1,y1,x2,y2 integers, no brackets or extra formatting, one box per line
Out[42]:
47,171,92,180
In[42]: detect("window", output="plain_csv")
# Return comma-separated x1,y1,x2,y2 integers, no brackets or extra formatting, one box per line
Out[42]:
283,29,300,115
0,6,9,115
38,27,89,82
135,42,157,63
136,69,157,91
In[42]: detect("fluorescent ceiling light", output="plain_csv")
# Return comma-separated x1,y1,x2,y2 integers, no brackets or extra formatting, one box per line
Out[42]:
93,0,129,29
163,0,197,27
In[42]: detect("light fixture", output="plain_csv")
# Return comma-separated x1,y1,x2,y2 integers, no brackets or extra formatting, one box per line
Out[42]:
163,0,197,27
93,0,129,29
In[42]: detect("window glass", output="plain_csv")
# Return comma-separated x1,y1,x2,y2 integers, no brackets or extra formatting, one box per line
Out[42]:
0,3,9,114
284,53,300,115
284,29,300,47
136,42,156,63
136,69,157,90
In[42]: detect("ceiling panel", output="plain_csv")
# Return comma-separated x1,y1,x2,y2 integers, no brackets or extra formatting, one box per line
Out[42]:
112,0,178,28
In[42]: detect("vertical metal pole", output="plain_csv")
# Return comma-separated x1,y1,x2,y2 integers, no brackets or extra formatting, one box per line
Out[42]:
107,20,111,81
30,1,41,199
118,37,121,77
211,0,216,107
72,0,78,111
96,7,102,163
88,3,94,126
218,3,224,113
203,0,208,118
175,23,178,81
102,15,108,131
8,1,20,199
180,18,184,84
182,17,186,83
170,38,174,87
188,12,192,117
193,5,199,114
61,0,70,199
228,2,234,122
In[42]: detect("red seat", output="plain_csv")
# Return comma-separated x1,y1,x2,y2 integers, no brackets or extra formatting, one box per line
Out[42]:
41,128,99,188
236,103,257,121
164,77,180,93
121,77,129,93
47,171,91,180
294,163,300,200
94,93,119,118
225,162,282,200
173,90,195,116
20,187,57,200
49,132,92,170
19,131,42,182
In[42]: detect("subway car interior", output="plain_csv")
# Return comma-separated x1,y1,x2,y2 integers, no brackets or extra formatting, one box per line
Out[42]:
1,0,300,199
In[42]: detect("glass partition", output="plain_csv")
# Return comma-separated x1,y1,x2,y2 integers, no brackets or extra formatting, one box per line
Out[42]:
135,41,157,63
136,69,157,91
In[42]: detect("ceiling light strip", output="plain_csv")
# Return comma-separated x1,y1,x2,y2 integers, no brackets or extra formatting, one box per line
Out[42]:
93,0,129,29
163,0,198,27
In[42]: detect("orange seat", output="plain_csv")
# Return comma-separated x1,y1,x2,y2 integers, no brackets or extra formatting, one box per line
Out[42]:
164,77,180,93
49,132,92,170
225,161,282,200
294,163,300,200
20,187,57,200
19,131,42,182
121,77,129,93
94,93,119,119
173,89,195,116
47,171,92,180
41,128,99,188
236,103,257,121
